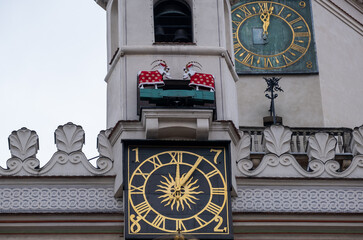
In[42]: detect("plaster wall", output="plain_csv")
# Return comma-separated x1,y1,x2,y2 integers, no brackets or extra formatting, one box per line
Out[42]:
313,1,363,127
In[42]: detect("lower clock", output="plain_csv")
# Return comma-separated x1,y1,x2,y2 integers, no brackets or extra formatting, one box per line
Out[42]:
123,140,233,240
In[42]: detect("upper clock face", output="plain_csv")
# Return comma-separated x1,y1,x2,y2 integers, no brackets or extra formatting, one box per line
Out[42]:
123,141,232,240
232,0,318,74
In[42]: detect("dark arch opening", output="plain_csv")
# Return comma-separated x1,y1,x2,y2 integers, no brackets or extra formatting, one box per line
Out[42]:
154,0,193,43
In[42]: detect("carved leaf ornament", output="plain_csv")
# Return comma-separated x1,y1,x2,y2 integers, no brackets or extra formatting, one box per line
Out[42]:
55,123,85,154
264,125,292,156
352,125,363,155
8,128,39,160
307,133,336,162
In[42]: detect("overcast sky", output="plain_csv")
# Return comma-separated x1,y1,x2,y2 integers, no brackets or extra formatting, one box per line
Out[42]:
0,0,107,167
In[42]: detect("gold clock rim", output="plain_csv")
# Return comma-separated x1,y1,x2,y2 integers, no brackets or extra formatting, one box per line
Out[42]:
128,150,228,233
232,1,312,69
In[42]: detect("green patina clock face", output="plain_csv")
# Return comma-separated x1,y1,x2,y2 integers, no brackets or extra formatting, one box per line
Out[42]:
232,0,318,74
123,141,233,240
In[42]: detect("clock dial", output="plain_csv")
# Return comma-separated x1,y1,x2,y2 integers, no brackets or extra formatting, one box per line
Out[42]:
124,141,233,240
232,0,318,74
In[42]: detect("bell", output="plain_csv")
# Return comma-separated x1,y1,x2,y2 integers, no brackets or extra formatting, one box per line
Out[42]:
155,25,165,42
173,29,190,42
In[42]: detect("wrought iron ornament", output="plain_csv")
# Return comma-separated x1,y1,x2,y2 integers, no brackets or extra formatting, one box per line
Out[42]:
264,77,283,124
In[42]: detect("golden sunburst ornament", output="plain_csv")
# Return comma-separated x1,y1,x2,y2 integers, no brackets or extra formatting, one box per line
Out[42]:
156,173,203,211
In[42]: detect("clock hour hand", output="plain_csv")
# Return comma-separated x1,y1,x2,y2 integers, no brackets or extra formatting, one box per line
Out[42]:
179,156,203,188
260,6,274,40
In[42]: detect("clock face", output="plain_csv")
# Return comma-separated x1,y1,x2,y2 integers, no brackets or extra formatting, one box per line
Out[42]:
123,141,232,240
232,0,318,74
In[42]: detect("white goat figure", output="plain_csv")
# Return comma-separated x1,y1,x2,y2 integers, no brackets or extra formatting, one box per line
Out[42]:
138,60,171,89
183,61,215,92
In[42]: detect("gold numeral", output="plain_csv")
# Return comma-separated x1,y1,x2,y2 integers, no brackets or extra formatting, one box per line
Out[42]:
148,156,162,169
289,17,302,25
264,58,273,68
234,43,242,53
194,216,207,226
134,168,149,179
295,32,310,37
212,188,226,195
206,202,221,215
206,169,219,179
282,54,293,65
240,6,252,17
214,216,227,233
130,185,144,194
134,201,151,217
210,149,223,164
132,148,139,163
176,219,186,232
152,214,166,229
232,20,240,27
277,6,285,16
130,214,142,233
169,151,183,163
291,43,306,53
242,53,254,65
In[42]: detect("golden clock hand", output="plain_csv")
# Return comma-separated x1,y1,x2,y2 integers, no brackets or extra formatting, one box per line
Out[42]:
175,159,181,199
260,6,274,39
179,156,203,188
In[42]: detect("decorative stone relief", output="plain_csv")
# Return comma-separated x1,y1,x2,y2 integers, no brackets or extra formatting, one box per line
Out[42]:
8,128,39,160
55,122,85,154
307,133,337,162
232,186,363,213
0,123,114,176
237,130,250,161
351,125,363,155
0,185,122,213
263,125,292,156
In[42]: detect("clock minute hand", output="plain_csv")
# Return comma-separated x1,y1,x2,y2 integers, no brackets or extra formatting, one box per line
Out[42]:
179,156,203,188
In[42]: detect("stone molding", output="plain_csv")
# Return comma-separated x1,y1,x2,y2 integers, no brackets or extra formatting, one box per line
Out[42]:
1,123,114,176
232,185,363,213
0,185,122,213
237,125,363,179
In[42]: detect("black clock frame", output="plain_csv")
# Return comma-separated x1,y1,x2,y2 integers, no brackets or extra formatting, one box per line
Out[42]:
122,140,233,240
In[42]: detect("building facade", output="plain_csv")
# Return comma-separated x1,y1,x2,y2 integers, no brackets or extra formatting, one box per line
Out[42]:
0,0,363,239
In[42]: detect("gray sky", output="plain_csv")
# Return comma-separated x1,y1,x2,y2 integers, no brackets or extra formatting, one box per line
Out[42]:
0,0,107,167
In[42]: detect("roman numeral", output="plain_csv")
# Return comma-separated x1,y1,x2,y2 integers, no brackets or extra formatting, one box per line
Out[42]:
295,32,310,37
289,17,302,25
206,169,219,179
234,43,242,54
134,168,149,179
240,6,252,17
232,20,240,27
152,214,166,229
242,52,254,65
176,220,186,232
194,216,207,226
277,6,285,16
169,151,182,163
134,201,151,217
264,57,273,68
291,43,306,53
130,185,144,194
206,202,222,215
282,54,293,65
212,188,226,195
148,156,162,169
